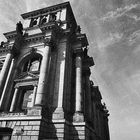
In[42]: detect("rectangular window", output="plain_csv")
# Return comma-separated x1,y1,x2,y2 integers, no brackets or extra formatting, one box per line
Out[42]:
11,86,35,112
22,88,34,109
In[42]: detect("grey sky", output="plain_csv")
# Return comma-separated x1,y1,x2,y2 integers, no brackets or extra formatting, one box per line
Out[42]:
0,0,140,139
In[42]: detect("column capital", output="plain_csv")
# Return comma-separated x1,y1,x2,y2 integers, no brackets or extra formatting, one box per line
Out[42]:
75,33,88,47
44,37,56,49
75,52,83,59
73,42,83,54
7,44,20,57
44,37,52,46
33,84,38,87
7,45,14,54
14,85,19,89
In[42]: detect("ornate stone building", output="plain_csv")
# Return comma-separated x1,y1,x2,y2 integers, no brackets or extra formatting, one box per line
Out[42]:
0,2,109,140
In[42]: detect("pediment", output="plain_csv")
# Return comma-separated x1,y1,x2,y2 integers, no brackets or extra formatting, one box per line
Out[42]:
17,72,39,80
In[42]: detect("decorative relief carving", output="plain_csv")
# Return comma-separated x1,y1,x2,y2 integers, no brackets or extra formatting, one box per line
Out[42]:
30,47,37,54
44,37,52,46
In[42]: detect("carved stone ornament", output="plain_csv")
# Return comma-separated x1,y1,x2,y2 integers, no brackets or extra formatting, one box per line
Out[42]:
30,47,37,54
44,37,52,46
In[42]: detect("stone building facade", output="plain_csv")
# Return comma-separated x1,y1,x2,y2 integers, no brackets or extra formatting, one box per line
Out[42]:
0,2,110,140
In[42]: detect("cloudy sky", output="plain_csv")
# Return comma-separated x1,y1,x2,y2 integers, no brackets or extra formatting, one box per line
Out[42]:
0,0,140,139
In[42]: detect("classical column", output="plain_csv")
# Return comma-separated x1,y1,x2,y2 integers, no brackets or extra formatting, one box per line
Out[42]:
0,59,14,109
10,87,19,112
32,85,37,107
0,51,13,97
73,52,84,122
75,53,82,112
84,68,92,123
35,38,51,106
57,58,65,108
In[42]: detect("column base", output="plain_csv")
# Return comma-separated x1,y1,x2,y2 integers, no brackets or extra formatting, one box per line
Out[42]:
27,106,42,116
73,112,84,122
52,107,64,120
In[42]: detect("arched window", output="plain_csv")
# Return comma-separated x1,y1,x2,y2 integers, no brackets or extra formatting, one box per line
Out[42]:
8,54,42,113
49,13,57,22
23,55,41,72
30,18,38,27
40,16,47,25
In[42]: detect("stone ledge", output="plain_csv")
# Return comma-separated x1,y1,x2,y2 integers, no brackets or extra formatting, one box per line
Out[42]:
0,116,42,121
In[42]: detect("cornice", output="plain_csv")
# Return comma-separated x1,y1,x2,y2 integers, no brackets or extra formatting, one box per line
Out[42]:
83,56,94,67
24,33,44,43
76,33,89,47
3,31,16,40
0,47,9,54
21,2,70,19
39,21,61,33
14,77,38,83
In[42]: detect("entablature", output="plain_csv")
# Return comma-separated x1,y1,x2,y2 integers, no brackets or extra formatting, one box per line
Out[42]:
0,47,9,54
3,31,16,40
21,2,69,19
24,33,44,43
76,33,89,47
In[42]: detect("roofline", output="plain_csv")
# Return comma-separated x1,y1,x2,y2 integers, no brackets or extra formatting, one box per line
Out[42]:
21,2,70,19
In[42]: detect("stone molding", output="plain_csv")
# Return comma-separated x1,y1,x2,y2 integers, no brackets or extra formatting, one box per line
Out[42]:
3,31,16,40
24,33,44,43
0,47,9,54
16,71,39,79
21,2,69,19
76,33,88,47
0,114,42,121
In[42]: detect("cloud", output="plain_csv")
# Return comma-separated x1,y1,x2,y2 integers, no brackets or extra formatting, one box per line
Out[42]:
101,3,138,22
0,1,140,140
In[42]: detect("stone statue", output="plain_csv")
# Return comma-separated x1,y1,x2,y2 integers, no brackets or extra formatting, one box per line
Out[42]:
16,21,23,35
90,81,94,86
75,25,81,34
83,47,88,57
0,41,4,47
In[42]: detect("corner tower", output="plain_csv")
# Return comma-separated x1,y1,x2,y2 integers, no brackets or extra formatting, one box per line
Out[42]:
0,2,110,140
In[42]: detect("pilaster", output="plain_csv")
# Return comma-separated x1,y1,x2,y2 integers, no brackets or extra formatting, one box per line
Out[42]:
0,47,14,98
34,37,52,106
73,48,84,122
